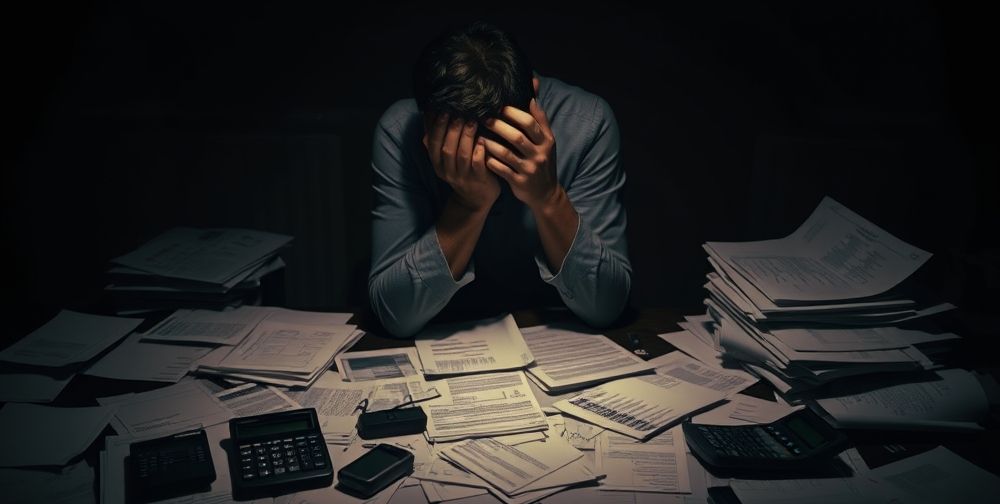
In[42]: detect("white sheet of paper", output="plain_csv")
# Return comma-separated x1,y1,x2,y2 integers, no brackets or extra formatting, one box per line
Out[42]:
0,403,115,466
112,227,291,284
98,380,231,436
554,374,728,440
658,330,725,369
0,310,142,367
869,446,1000,502
84,333,212,383
415,314,534,375
0,372,73,403
730,477,888,504
1,460,95,504
815,368,989,431
285,374,369,444
772,326,960,352
336,347,422,381
262,307,354,328
440,437,583,495
596,427,691,493
521,324,654,391
424,371,548,442
692,394,803,426
705,197,931,303
212,320,357,374
214,382,300,417
648,351,757,397
140,306,272,345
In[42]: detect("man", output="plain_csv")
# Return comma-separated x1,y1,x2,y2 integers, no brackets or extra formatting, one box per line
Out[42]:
368,22,631,338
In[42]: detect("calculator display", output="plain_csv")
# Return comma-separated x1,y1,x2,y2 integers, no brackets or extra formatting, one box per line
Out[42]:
785,416,823,449
239,418,311,438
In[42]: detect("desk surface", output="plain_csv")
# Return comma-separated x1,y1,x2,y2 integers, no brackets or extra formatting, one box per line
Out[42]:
3,305,999,502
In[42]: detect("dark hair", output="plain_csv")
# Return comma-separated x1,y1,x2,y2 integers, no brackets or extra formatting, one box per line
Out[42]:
413,22,534,121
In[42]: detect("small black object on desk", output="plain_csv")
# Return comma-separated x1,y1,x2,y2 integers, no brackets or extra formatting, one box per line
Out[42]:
126,429,216,503
337,443,414,498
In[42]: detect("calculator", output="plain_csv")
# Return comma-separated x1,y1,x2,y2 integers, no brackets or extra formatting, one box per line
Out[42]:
126,429,216,503
682,408,848,470
228,408,334,499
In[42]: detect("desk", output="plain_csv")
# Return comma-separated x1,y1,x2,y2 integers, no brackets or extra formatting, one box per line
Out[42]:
2,306,998,503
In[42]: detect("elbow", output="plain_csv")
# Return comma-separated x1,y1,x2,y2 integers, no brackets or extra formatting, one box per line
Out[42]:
576,267,631,329
368,275,423,339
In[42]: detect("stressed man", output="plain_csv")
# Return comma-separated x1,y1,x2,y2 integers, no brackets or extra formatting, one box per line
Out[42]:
368,22,631,337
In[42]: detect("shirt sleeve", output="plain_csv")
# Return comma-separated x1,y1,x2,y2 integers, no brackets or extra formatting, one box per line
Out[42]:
535,96,632,327
367,107,474,338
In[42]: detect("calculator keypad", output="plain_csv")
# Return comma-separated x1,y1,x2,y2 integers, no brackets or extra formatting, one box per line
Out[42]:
695,425,793,460
239,434,326,481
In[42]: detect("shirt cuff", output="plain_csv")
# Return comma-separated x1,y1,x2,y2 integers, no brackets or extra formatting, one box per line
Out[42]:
410,225,475,293
535,217,600,300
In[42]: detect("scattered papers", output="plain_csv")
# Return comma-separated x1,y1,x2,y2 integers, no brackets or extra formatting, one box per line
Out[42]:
0,403,115,466
112,227,292,286
648,351,757,397
550,415,605,450
140,306,272,345
424,371,548,442
285,373,368,445
98,380,231,436
0,310,141,367
555,374,728,440
214,382,300,417
705,197,931,303
415,314,534,375
1,460,95,504
440,436,583,495
0,372,73,403
84,333,213,383
596,427,691,493
869,446,1000,502
815,368,989,431
335,347,422,381
521,324,654,392
692,394,803,426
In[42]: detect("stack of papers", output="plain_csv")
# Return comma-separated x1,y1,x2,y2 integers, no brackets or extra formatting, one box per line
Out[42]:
423,371,549,442
695,197,960,393
521,323,655,393
195,319,361,387
414,314,534,376
106,227,291,314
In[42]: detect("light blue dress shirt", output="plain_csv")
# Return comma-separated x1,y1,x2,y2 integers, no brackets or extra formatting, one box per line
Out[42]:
368,75,631,337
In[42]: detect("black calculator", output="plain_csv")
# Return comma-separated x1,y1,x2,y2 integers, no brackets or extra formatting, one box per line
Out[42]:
682,408,848,470
229,408,334,499
126,429,216,503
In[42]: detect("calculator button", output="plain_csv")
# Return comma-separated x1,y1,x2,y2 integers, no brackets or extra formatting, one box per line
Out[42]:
260,469,271,477
312,459,326,468
792,447,801,455
288,465,300,472
274,467,286,475
243,472,256,480
300,460,313,470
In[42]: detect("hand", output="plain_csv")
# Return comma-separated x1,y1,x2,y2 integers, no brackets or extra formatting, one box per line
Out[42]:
423,112,500,213
481,93,560,211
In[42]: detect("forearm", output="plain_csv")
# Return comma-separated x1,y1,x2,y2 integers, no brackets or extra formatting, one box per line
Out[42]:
531,185,579,274
436,195,491,279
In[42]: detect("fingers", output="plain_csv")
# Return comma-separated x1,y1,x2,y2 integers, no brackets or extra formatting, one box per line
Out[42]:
441,117,464,176
472,137,486,172
482,137,526,173
425,112,449,174
498,106,545,145
456,121,477,172
486,156,524,185
528,98,552,136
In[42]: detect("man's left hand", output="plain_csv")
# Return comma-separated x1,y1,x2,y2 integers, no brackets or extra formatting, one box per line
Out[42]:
481,97,562,211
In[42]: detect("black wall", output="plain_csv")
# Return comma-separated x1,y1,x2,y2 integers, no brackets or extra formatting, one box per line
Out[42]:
6,2,998,333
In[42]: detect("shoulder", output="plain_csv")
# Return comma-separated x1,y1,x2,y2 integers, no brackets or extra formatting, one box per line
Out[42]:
538,75,616,141
376,98,422,140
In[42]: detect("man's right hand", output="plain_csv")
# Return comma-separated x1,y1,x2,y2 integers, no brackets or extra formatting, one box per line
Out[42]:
423,112,500,213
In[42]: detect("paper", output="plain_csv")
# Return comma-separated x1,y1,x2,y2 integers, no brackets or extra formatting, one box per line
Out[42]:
440,436,583,495
554,415,605,450
112,227,292,285
141,306,272,345
262,307,353,327
706,197,931,303
658,330,724,369
98,380,231,436
415,314,534,375
366,377,438,412
596,427,691,493
0,310,142,367
424,371,548,442
1,460,95,504
648,351,757,397
815,368,989,431
84,333,212,383
0,403,115,466
869,446,1000,502
554,374,728,440
335,347,422,381
0,372,73,403
729,477,888,504
521,324,654,392
214,382,300,417
772,326,960,352
285,374,369,445
692,394,803,426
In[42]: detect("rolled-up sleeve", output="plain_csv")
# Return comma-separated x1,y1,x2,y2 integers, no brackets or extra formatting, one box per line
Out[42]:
535,96,632,327
367,105,474,338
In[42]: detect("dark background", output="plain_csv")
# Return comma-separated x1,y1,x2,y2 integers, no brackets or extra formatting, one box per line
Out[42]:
5,1,998,336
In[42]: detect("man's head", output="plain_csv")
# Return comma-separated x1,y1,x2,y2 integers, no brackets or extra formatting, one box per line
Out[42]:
413,22,534,122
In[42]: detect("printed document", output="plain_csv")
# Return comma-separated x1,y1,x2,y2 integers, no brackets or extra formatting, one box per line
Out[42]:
424,371,548,442
440,436,583,495
596,427,691,493
84,333,212,382
649,351,757,397
521,324,654,391
0,310,141,367
335,347,422,381
98,380,231,436
555,374,728,440
140,306,271,345
706,197,931,303
415,314,534,375
0,403,115,466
